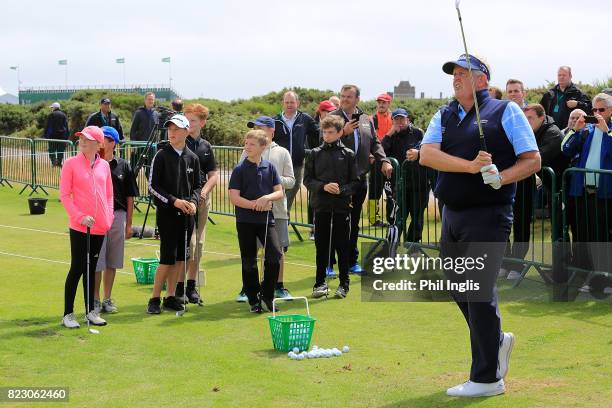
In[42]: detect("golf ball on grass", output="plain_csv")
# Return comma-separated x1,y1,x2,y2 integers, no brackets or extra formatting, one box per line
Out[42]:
342,346,350,353
292,347,300,354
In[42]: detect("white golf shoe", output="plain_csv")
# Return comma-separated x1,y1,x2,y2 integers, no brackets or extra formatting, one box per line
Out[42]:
446,379,505,397
61,313,80,329
86,311,107,326
499,332,515,378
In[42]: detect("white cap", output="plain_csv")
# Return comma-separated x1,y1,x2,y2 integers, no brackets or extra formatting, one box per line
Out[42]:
164,114,190,129
50,102,61,109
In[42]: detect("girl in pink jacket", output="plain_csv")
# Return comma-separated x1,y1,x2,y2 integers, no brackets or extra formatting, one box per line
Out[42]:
59,126,114,329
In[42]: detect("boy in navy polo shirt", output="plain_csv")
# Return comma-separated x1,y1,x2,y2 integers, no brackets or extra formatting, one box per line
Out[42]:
229,130,284,313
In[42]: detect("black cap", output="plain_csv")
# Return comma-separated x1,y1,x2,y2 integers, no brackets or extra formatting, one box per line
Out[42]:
100,97,111,104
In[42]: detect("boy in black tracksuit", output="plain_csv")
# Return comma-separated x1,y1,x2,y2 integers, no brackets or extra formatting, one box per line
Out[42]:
146,114,201,314
304,115,360,298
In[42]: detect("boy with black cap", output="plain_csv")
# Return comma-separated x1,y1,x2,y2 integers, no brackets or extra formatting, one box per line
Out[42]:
146,114,201,314
229,129,284,313
304,115,360,298
94,126,139,313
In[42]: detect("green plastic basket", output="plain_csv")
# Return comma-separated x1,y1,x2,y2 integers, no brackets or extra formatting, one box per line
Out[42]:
131,258,159,284
267,297,316,352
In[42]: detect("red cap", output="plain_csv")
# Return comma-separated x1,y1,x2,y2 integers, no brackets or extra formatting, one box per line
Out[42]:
318,100,337,112
75,126,104,143
376,93,392,102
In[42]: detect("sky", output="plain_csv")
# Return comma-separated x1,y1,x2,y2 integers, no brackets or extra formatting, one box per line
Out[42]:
1,0,610,101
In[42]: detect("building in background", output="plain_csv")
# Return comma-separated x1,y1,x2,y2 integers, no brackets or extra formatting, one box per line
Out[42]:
392,81,416,100
0,86,18,104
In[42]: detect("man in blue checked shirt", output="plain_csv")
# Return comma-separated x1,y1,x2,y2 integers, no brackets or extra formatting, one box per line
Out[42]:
419,54,541,398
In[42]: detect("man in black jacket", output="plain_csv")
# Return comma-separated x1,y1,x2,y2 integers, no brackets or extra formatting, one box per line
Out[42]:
273,91,318,215
130,92,156,170
44,102,69,166
381,108,429,244
539,66,591,129
146,114,201,315
304,115,360,298
85,98,124,141
331,84,393,274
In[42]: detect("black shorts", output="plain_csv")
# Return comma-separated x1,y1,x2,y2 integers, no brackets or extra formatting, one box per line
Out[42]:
157,209,194,265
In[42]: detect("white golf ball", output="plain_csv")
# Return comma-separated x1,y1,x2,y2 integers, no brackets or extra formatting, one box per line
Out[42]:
334,350,342,357
292,347,300,354
297,354,305,361
342,346,350,353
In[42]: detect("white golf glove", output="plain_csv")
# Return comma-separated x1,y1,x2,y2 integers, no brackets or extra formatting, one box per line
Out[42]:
480,164,502,190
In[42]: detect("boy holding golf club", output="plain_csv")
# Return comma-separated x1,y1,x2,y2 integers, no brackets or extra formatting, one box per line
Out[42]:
304,115,360,299
146,114,201,314
229,130,284,313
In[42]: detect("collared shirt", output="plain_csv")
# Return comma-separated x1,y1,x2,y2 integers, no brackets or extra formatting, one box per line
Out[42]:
422,101,538,156
585,128,604,186
282,112,297,154
340,109,359,154
228,158,281,224
108,155,139,212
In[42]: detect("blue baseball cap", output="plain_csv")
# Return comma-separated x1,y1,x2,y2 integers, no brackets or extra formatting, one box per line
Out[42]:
101,126,120,144
442,54,491,80
392,108,409,118
247,116,275,129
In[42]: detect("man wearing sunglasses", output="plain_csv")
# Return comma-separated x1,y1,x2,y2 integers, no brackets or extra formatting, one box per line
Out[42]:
562,93,612,272
540,66,591,129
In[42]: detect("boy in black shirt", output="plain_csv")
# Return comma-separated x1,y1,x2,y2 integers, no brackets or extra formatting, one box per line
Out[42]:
229,130,284,313
146,114,201,314
304,115,360,298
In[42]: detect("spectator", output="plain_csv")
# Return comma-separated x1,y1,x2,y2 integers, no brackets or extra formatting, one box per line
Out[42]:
561,93,612,273
329,95,341,109
505,79,528,109
85,98,124,141
129,92,156,170
273,91,318,216
381,108,429,244
172,98,184,113
331,84,392,274
488,86,503,100
540,66,591,129
44,102,69,167
369,93,394,227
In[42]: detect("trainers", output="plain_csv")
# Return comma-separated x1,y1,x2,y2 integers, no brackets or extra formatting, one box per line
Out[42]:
446,379,505,397
259,294,279,313
94,299,102,314
186,286,203,305
236,291,248,303
312,283,329,298
162,296,185,312
86,311,107,326
250,302,263,314
498,332,515,378
61,313,80,329
102,298,118,313
326,266,337,279
309,231,315,241
147,297,161,314
275,287,292,299
335,284,349,299
349,264,363,274
506,270,521,280
175,282,188,304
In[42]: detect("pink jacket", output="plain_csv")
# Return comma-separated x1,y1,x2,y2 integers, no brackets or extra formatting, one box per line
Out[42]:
60,153,114,235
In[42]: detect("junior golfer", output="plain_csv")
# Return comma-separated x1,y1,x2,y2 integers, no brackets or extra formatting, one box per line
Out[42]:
420,54,540,397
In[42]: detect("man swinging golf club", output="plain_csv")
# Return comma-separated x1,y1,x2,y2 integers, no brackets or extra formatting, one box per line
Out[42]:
420,50,541,397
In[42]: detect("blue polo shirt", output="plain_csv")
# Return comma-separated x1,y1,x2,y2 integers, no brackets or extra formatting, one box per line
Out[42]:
229,158,281,224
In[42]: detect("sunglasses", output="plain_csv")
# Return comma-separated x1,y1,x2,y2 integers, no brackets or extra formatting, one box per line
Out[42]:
592,107,608,113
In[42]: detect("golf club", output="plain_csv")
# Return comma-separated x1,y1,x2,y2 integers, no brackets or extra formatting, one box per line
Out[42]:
86,226,99,334
194,212,204,306
454,0,487,152
176,217,189,317
326,210,334,291
260,210,270,287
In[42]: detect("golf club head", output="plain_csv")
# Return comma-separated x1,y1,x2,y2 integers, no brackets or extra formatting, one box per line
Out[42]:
88,328,100,334
176,307,187,316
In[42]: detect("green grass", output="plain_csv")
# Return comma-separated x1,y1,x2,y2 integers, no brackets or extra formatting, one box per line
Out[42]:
0,187,610,408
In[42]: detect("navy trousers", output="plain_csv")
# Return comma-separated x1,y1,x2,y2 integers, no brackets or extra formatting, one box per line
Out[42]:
440,204,513,383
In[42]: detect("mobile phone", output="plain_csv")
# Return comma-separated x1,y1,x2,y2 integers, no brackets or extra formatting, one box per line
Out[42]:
583,115,598,124
351,113,361,122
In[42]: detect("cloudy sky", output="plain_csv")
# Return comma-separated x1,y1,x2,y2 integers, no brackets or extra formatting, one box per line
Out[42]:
1,0,610,100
